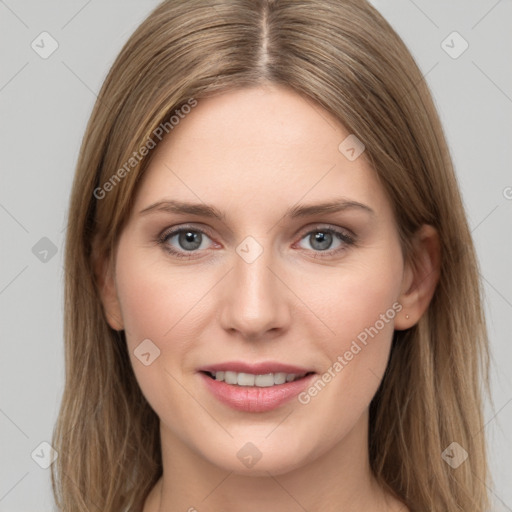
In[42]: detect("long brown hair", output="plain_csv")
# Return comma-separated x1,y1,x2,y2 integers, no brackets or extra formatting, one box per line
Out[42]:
51,0,491,510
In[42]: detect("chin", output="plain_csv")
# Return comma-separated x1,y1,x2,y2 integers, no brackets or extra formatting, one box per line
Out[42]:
201,436,316,477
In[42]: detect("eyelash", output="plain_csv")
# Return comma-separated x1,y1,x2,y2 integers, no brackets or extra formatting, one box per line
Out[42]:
155,224,356,260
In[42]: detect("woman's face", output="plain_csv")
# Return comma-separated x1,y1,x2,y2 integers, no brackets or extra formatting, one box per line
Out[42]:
104,84,411,475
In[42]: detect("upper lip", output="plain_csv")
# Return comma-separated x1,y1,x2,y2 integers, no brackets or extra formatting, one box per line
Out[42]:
198,361,315,375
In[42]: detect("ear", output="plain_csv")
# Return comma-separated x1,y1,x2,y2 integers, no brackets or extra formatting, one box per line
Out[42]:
394,224,441,330
93,245,124,331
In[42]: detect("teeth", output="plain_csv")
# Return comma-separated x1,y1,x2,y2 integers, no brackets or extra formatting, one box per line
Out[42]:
273,372,287,385
237,372,255,386
212,371,306,386
254,374,274,387
224,371,237,384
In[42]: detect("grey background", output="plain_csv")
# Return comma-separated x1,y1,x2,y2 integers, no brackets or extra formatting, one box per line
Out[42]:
0,1,511,510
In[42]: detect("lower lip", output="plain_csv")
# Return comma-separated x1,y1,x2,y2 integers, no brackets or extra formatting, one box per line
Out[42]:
199,372,316,413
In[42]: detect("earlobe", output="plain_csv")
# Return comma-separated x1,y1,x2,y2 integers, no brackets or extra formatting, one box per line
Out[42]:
94,250,124,332
394,224,441,331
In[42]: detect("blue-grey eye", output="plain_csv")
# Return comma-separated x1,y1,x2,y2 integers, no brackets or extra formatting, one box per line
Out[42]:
165,230,210,252
311,231,333,250
299,230,343,252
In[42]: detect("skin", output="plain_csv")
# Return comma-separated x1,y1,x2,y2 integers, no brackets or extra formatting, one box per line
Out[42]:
98,84,440,512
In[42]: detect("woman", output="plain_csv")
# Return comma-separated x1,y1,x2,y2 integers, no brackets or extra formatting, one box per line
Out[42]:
51,0,491,510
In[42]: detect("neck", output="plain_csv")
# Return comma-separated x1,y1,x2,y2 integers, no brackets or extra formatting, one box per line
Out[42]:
144,409,405,512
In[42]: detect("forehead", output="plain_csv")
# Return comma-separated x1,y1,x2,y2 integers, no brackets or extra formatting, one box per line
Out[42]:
132,85,390,220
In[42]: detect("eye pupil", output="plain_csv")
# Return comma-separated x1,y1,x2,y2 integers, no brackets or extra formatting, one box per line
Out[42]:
311,231,332,251
179,231,202,251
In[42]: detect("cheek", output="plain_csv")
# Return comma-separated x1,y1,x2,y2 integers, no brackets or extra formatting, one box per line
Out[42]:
116,272,170,348
115,245,209,350
314,257,401,334
113,244,223,412
301,246,403,385
113,249,211,426
289,257,402,451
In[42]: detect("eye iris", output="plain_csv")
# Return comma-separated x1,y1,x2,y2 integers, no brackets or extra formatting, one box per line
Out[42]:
311,231,332,251
179,231,202,251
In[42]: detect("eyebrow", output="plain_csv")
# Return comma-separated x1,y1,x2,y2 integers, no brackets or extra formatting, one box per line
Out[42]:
138,198,375,220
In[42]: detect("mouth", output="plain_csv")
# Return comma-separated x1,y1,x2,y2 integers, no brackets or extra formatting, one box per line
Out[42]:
200,370,315,387
198,362,317,412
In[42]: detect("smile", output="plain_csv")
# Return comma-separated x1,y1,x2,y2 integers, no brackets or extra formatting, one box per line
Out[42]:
198,362,317,412
204,370,311,387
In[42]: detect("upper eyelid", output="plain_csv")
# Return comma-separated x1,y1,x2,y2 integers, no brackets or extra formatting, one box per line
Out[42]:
297,223,354,236
161,224,214,238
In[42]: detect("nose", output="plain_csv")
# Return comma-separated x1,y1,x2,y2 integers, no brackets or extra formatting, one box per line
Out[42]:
218,243,292,341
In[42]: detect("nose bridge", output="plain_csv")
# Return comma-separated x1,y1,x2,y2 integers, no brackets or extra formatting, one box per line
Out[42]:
219,238,290,338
